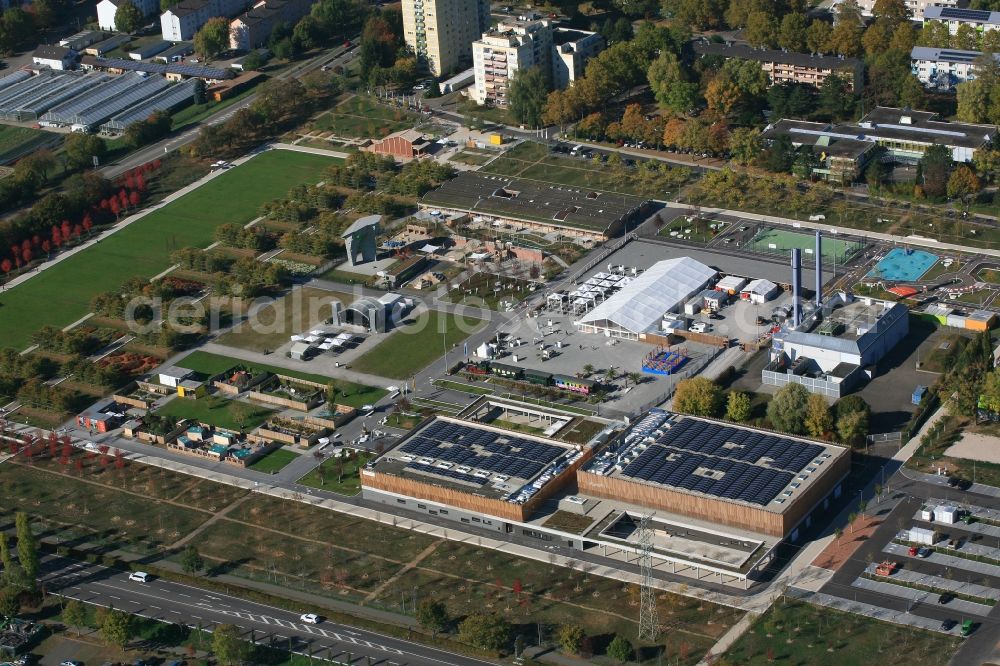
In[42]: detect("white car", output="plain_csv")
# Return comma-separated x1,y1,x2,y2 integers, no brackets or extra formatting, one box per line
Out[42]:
128,571,150,583
300,613,321,624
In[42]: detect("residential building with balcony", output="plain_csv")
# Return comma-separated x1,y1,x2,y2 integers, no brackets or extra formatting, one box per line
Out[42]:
693,42,863,91
551,28,603,89
472,17,553,107
911,46,1000,90
845,0,958,20
923,6,1000,35
161,0,249,42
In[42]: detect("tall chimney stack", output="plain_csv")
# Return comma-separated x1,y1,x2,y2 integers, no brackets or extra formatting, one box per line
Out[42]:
815,231,822,306
791,248,802,327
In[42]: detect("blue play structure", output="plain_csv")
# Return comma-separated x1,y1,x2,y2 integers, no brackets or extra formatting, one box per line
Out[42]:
868,247,939,282
642,347,688,375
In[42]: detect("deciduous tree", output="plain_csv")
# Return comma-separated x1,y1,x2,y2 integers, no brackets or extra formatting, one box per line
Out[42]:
673,377,722,417
726,391,752,422
458,613,510,652
193,17,229,60
114,0,143,33
557,624,585,654
607,635,633,664
767,383,809,434
212,623,251,665
804,393,833,438
508,66,549,128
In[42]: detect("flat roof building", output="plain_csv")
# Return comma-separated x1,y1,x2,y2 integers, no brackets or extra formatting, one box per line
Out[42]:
765,295,909,397
551,28,603,90
923,6,1000,35
420,171,650,240
910,46,1000,91
848,0,958,20
362,415,592,523
472,17,553,107
578,410,850,539
764,106,995,172
402,0,490,76
693,41,863,91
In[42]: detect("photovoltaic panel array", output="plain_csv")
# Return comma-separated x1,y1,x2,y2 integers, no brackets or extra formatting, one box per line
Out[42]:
659,419,823,472
399,421,565,481
619,419,825,506
938,7,992,20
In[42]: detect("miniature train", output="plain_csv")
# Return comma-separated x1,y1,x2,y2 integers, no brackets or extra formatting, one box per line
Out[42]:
464,360,599,395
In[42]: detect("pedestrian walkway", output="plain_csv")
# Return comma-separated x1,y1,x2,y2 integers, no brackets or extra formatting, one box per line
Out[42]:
893,405,947,463
271,142,351,159
696,611,756,666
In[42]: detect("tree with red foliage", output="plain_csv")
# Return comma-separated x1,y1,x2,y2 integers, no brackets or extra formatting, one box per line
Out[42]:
82,213,93,233
61,220,71,239
152,159,161,170
98,445,109,455
74,458,84,474
47,433,57,458
41,240,50,255
72,224,82,238
512,579,522,599
22,247,32,263
125,174,135,190
1,259,11,274
61,441,73,460
23,447,33,464
118,189,128,208
99,198,110,210
20,238,30,255
13,257,21,269
51,226,62,247
135,172,145,191
114,448,125,470
99,453,108,470
128,191,140,207
109,197,121,218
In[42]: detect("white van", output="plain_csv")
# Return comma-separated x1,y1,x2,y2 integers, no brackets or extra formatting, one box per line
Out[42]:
808,214,826,221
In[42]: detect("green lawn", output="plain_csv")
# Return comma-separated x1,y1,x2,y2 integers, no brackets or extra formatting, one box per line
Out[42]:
296,451,371,495
0,150,340,351
0,124,54,163
156,395,275,431
721,598,960,665
248,447,299,473
177,351,387,408
352,310,484,379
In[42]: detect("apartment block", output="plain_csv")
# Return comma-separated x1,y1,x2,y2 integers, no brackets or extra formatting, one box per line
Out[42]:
97,0,161,31
551,28,603,89
923,6,1000,35
846,0,958,20
402,0,490,77
911,46,1000,90
161,0,249,42
230,0,313,51
693,42,863,91
472,17,553,107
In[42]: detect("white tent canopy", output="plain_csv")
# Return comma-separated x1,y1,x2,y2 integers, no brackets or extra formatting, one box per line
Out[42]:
577,257,716,335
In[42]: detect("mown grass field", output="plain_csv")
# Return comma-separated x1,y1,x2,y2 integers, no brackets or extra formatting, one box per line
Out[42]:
0,150,339,350
352,310,484,379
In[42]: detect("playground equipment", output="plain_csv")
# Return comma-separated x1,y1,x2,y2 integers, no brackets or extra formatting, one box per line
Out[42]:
641,346,688,375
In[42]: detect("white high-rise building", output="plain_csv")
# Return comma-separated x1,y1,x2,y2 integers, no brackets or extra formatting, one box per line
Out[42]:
402,0,490,77
471,17,552,107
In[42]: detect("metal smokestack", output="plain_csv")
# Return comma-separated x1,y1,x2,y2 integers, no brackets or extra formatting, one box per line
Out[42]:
815,230,822,306
791,248,802,327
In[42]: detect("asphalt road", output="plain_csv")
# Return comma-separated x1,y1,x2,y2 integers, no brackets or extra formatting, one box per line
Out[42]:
39,555,497,666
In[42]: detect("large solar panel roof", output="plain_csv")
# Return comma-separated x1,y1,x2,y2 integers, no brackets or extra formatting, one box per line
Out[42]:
398,419,566,483
617,417,827,507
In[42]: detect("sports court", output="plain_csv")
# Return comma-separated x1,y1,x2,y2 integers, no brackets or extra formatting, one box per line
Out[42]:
867,247,939,282
748,228,860,263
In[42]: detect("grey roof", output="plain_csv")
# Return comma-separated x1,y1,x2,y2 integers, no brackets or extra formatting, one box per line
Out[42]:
80,55,232,80
763,119,873,160
422,171,647,232
860,106,996,150
33,45,74,61
160,366,194,379
692,41,860,71
924,6,1000,25
341,214,381,238
910,46,999,65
